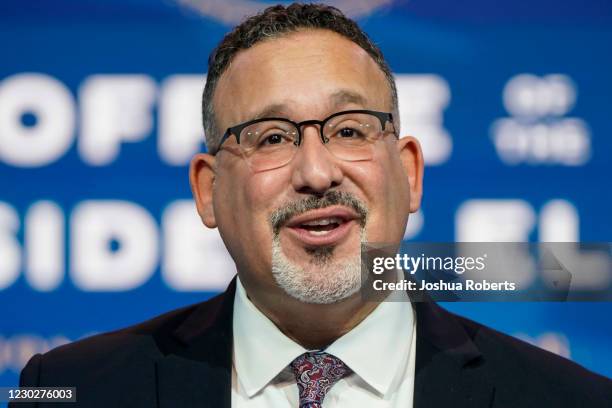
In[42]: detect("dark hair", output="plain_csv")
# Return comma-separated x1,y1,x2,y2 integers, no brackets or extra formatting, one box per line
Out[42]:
202,2,398,154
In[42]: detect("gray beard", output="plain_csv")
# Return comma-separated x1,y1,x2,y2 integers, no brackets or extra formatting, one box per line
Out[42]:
271,229,365,304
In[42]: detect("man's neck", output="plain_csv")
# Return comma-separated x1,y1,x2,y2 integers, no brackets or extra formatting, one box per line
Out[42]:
244,286,379,350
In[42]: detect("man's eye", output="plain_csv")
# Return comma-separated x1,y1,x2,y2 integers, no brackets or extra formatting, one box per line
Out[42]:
261,133,286,145
339,128,354,137
337,127,363,138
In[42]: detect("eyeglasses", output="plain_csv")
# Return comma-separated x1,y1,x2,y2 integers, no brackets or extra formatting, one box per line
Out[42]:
215,109,396,172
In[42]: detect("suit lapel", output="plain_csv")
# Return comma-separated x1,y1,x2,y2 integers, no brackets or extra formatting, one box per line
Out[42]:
156,352,230,408
413,301,495,408
156,278,236,408
154,278,495,408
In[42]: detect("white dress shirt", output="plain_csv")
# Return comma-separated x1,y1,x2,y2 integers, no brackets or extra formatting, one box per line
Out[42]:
231,277,416,407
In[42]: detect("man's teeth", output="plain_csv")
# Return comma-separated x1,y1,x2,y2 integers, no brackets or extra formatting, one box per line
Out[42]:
301,217,343,226
308,230,332,236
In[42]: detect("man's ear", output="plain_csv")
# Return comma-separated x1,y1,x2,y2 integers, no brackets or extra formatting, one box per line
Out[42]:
397,136,424,213
189,153,218,228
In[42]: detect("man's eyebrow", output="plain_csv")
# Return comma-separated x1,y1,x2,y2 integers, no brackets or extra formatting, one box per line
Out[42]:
329,90,369,109
252,104,290,120
247,90,368,122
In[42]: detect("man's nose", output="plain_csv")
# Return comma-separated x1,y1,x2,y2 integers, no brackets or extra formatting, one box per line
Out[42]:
290,125,344,195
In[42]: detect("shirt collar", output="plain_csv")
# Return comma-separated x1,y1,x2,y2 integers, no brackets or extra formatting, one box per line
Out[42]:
233,278,306,397
326,288,414,396
232,277,415,398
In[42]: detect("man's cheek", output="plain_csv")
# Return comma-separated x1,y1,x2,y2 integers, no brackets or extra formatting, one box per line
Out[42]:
365,217,387,243
246,171,287,200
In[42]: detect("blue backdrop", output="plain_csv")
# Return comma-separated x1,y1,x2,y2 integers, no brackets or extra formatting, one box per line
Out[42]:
1,0,611,393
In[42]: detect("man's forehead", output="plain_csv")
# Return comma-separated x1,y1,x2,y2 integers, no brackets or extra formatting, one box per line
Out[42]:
213,29,391,126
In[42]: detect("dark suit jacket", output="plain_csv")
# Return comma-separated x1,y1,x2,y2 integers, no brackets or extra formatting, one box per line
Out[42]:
13,278,611,407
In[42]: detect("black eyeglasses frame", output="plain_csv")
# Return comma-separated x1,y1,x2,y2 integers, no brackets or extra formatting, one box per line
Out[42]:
213,109,395,155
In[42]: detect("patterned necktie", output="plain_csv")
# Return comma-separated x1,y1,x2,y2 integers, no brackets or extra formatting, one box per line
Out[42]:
290,351,352,408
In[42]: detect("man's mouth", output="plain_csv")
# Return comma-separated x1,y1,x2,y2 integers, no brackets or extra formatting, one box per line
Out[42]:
283,206,360,246
294,216,345,235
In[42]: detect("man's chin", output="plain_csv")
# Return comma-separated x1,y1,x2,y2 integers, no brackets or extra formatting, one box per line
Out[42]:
271,238,363,304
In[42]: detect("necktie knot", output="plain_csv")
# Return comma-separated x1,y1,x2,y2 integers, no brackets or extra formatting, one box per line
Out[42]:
290,351,351,408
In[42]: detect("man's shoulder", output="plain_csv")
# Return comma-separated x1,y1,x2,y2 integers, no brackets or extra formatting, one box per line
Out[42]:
23,291,229,385
13,288,235,406
447,309,611,405
47,301,194,358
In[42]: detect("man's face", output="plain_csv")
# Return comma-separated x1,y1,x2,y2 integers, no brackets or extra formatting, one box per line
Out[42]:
191,29,423,303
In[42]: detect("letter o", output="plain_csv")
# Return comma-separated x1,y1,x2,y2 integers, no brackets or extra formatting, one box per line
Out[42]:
0,73,75,167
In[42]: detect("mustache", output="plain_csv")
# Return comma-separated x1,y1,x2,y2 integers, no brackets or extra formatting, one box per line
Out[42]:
269,191,368,234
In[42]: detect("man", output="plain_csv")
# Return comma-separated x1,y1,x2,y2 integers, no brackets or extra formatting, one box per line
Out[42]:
14,3,611,407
